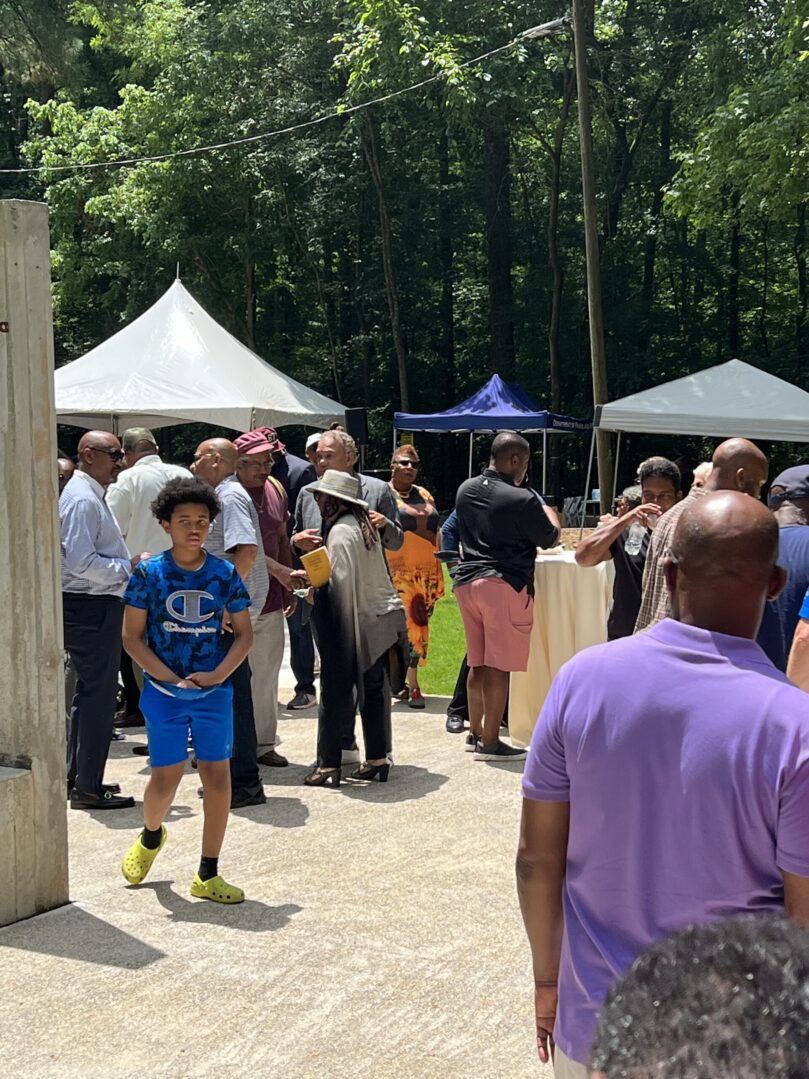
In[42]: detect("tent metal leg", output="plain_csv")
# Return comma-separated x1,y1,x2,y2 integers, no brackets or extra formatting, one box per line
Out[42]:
612,432,622,507
542,430,548,494
468,432,474,478
580,426,597,540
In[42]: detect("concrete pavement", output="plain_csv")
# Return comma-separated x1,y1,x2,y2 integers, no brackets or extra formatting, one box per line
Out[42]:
0,687,552,1078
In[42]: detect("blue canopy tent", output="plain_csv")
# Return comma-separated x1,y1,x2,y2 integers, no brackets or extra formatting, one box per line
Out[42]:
393,374,591,487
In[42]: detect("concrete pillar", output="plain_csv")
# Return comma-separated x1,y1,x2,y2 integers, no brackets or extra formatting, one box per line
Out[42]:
0,199,69,925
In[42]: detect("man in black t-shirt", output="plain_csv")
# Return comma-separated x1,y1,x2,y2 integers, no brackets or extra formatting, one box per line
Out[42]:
575,457,681,639
454,433,559,760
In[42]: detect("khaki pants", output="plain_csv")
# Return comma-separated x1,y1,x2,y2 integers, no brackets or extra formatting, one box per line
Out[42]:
554,1046,588,1079
250,609,285,750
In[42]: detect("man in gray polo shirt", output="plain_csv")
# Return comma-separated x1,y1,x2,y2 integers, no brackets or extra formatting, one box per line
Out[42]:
192,438,269,808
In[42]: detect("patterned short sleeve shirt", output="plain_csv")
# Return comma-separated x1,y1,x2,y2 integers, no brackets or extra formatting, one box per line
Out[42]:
124,551,251,678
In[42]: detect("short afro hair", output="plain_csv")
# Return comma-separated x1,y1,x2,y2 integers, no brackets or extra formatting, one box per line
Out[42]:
151,477,221,523
590,918,809,1078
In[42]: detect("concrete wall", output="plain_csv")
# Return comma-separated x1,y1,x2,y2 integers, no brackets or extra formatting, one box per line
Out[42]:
0,199,69,925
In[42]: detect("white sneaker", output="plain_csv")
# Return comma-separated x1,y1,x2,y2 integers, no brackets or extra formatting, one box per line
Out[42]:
341,746,361,765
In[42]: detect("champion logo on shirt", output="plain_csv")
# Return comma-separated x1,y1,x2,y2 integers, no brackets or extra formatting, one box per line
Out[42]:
162,589,218,635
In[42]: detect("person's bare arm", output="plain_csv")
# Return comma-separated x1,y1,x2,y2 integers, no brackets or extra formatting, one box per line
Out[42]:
575,504,658,567
186,607,253,687
787,619,809,692
784,870,809,927
543,503,561,533
516,798,570,1065
123,605,182,684
230,543,257,585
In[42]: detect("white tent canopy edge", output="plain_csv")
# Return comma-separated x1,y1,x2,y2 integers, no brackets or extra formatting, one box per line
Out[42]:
54,280,345,433
579,359,809,532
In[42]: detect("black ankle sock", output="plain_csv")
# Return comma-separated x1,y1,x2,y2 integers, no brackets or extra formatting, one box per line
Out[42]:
141,825,163,850
198,856,219,882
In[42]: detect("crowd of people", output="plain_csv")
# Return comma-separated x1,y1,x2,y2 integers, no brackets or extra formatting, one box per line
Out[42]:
57,421,809,1072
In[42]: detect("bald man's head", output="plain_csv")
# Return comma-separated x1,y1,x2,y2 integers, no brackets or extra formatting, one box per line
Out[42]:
192,437,238,487
490,431,530,484
76,430,124,487
665,491,784,638
708,438,768,498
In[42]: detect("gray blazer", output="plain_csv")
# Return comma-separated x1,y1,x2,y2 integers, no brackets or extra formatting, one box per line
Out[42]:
294,472,404,552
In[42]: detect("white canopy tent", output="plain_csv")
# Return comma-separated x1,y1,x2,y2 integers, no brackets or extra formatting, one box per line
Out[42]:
579,360,809,527
596,359,809,441
54,280,345,432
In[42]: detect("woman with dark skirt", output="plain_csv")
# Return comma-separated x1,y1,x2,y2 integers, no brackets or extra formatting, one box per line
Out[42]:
304,470,406,788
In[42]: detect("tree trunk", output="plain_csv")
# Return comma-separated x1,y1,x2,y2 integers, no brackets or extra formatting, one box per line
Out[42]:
243,197,257,352
437,124,456,404
353,189,373,407
483,107,516,379
548,67,575,415
362,115,410,410
244,257,257,353
547,66,575,502
729,197,741,357
574,0,613,512
639,99,671,349
796,202,808,376
758,219,770,360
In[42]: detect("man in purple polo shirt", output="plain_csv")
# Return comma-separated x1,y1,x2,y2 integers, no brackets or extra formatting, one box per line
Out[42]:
517,491,809,1078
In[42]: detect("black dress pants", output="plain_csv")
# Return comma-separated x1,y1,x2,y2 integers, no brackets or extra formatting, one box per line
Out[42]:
228,650,260,791
317,653,390,768
63,593,123,795
313,591,390,766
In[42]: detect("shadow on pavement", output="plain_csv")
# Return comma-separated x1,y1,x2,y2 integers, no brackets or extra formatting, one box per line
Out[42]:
230,795,309,828
134,882,302,930
71,803,195,830
338,765,449,803
0,903,165,969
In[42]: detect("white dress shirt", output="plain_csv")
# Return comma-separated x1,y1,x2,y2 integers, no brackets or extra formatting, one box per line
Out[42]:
60,471,132,596
107,455,192,556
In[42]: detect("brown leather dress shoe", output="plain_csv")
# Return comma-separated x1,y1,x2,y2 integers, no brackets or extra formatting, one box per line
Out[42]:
257,749,289,767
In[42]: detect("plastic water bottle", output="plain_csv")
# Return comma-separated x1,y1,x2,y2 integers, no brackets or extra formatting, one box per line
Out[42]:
624,521,645,556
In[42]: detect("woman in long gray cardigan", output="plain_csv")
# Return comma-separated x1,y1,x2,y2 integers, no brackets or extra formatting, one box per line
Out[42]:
304,470,406,788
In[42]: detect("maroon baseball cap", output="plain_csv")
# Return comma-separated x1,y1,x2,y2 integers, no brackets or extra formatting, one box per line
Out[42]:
234,426,286,456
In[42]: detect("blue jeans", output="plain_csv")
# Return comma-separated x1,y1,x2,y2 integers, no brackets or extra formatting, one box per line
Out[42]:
287,600,316,696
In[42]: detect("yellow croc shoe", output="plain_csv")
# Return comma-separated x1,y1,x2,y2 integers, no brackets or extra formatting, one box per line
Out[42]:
121,826,167,885
190,873,245,904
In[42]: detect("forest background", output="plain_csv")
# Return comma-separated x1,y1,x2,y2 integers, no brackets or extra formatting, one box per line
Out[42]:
2,0,808,506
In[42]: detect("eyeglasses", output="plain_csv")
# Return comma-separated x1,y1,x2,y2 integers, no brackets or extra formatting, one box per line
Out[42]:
193,451,216,463
89,447,124,462
393,460,419,469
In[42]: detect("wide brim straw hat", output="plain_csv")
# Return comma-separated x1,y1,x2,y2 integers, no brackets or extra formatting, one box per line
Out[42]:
309,469,368,509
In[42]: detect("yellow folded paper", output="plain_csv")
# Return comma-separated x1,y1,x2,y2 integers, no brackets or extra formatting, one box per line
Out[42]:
300,547,332,587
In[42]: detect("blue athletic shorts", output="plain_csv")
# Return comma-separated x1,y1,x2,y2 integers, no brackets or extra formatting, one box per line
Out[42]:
140,679,234,767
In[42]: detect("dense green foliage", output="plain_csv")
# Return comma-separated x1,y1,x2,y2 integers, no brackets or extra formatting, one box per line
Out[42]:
2,0,809,502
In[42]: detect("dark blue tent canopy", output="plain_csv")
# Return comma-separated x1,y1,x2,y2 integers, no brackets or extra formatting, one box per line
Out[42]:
394,374,591,434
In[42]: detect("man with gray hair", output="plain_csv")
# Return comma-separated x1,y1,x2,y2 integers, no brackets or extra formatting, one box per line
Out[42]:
107,428,192,726
108,428,191,557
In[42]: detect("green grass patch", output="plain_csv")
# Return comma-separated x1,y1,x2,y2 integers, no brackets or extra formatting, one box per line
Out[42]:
420,567,466,697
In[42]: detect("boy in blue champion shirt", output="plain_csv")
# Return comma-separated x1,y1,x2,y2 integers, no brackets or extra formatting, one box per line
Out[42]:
121,477,253,903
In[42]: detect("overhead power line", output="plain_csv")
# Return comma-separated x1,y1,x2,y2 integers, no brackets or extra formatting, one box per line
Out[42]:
0,18,569,176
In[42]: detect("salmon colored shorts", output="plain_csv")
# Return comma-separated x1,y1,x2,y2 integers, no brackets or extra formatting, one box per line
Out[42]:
454,577,534,672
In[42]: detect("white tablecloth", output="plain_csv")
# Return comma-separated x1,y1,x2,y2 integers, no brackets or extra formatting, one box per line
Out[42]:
510,552,614,747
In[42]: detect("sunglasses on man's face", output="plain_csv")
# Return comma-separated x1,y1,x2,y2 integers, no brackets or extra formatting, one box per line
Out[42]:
90,447,124,462
393,460,419,469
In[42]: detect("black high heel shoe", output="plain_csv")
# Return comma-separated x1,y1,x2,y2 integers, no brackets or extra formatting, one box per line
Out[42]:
351,762,390,783
304,766,341,788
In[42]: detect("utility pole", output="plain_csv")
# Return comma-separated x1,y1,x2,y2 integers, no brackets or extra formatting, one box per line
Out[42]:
571,0,613,511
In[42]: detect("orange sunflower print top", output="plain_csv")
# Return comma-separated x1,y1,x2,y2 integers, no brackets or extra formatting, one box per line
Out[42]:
385,483,445,665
